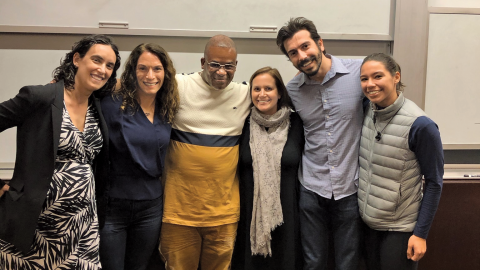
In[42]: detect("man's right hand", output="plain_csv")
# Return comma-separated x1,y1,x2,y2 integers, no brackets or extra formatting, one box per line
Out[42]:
0,184,9,198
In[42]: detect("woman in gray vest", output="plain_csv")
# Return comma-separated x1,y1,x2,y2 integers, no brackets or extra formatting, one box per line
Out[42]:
357,53,443,270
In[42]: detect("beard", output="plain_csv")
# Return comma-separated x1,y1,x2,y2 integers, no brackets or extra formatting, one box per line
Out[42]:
298,51,323,78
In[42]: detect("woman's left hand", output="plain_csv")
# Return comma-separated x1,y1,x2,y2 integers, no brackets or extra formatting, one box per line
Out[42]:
406,234,427,261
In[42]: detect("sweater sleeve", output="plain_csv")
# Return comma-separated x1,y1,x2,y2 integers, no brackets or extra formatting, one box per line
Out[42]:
408,116,444,239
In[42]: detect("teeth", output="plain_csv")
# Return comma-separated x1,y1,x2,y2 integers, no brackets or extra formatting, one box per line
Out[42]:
368,91,380,94
144,82,157,86
91,74,103,81
302,60,312,67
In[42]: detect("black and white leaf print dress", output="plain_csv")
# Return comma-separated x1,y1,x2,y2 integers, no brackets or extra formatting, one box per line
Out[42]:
0,103,103,270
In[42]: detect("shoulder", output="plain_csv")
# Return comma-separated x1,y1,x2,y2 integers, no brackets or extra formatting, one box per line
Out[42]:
176,72,197,83
335,56,363,67
289,111,304,131
290,111,302,122
286,73,304,91
398,98,428,120
412,116,439,134
229,80,250,97
19,82,60,107
100,93,123,116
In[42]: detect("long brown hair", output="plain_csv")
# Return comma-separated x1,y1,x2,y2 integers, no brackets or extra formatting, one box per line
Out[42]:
117,43,179,123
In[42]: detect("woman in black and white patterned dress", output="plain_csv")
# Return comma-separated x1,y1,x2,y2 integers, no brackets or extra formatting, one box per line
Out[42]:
0,35,121,270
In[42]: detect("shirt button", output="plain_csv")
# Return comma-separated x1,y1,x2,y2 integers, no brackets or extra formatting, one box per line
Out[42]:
326,116,330,119
328,133,331,136
330,150,333,153
331,166,335,169
324,100,327,102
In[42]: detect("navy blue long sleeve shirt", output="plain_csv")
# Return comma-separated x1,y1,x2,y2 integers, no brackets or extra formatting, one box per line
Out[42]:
101,94,171,200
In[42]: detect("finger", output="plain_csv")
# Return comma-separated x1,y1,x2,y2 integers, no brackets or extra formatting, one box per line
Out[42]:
406,245,413,259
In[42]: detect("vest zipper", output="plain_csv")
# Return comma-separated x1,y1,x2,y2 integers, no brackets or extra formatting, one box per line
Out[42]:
363,117,376,216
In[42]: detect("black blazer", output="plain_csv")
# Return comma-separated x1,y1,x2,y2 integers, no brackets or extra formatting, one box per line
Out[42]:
0,81,109,254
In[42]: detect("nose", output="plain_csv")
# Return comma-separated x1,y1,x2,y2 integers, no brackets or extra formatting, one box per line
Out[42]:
259,89,267,96
146,68,155,79
298,50,308,60
216,67,227,75
98,63,106,74
366,78,375,88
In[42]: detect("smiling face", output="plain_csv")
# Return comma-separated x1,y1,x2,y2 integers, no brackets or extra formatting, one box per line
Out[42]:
201,46,237,90
360,60,400,108
284,30,324,78
73,44,116,93
136,51,164,97
251,73,281,115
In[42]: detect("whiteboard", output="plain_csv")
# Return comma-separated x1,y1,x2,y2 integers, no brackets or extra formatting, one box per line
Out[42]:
424,13,480,148
0,0,395,40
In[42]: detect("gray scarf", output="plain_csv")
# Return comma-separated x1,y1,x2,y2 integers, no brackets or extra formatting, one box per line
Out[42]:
249,106,291,257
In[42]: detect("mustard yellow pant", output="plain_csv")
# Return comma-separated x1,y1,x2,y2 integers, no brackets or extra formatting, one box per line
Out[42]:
159,222,238,270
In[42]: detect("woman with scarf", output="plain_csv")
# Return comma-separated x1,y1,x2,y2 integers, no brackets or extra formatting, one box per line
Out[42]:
232,67,304,270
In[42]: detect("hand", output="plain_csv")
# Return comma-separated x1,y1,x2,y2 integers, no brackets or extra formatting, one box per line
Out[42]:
407,234,427,261
0,184,10,197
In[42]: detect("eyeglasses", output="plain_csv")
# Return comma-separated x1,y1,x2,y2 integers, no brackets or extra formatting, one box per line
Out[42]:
205,61,236,71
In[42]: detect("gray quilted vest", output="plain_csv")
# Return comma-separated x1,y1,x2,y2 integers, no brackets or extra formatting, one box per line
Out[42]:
358,93,427,232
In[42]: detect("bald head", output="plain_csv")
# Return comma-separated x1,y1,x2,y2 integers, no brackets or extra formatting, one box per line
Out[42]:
204,35,237,56
201,35,238,90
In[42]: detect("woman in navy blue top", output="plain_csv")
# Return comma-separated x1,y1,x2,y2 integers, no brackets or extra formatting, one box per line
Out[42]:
97,43,179,270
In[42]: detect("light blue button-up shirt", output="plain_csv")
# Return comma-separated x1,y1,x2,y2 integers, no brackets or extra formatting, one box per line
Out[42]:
286,55,364,200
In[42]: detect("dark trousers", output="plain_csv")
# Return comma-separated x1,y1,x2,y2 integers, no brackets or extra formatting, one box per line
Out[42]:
364,225,418,270
99,196,163,270
299,185,362,270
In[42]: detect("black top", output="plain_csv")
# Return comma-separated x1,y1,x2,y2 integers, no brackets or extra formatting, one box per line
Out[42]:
232,112,305,270
100,94,171,200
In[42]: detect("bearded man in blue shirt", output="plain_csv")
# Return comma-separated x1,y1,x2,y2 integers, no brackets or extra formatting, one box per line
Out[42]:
276,17,364,270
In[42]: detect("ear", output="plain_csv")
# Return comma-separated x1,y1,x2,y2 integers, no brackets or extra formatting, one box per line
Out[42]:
73,52,80,67
317,39,325,53
201,57,206,69
394,71,400,84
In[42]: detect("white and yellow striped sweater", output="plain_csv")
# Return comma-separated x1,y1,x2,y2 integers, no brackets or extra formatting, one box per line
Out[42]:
162,72,250,226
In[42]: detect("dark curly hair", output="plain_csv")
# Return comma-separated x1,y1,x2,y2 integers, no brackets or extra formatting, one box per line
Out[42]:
52,34,121,94
276,17,326,57
249,66,294,111
117,43,179,123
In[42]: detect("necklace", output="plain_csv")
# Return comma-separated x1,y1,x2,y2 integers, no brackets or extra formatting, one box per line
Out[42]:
373,99,405,141
144,112,151,117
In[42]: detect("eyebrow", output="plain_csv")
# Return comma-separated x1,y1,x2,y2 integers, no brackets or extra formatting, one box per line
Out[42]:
137,63,164,68
92,54,115,66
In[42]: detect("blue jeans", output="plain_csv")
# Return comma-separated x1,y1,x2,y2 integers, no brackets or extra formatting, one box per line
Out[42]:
99,196,163,270
299,185,361,270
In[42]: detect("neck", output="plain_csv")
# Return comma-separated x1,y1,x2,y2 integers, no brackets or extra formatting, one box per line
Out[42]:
137,91,156,109
64,88,91,105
